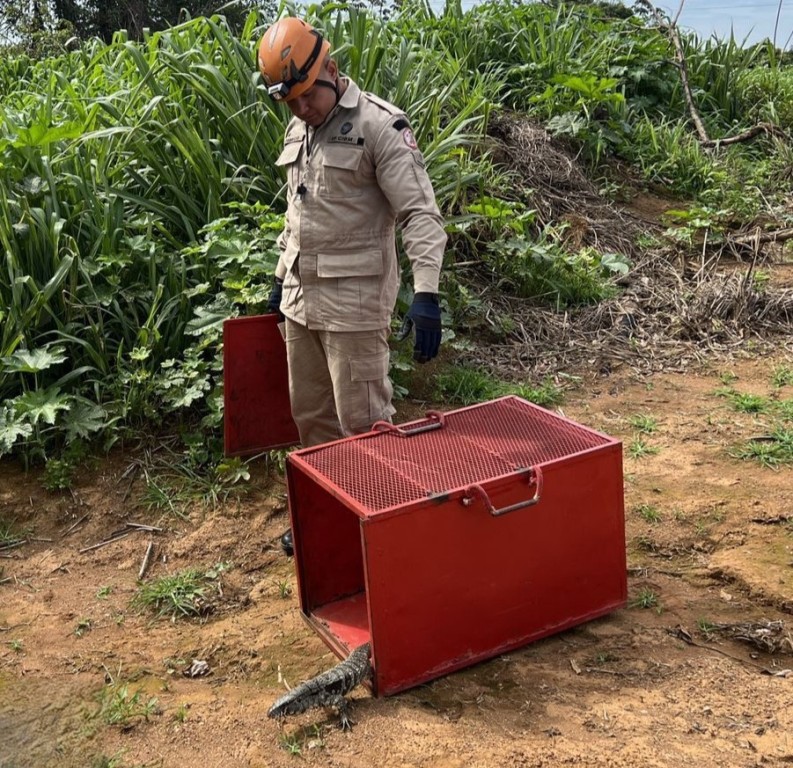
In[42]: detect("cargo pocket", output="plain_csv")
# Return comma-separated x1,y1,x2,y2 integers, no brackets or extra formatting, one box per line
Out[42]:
348,350,394,431
317,250,384,322
350,351,390,383
321,145,364,198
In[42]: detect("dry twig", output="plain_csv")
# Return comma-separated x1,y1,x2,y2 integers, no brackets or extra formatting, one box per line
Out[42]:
138,540,155,579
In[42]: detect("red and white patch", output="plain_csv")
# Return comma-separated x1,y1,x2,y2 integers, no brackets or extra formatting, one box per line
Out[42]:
402,128,417,149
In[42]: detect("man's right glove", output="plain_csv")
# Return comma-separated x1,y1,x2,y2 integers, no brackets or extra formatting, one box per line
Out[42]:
398,292,442,364
267,277,284,321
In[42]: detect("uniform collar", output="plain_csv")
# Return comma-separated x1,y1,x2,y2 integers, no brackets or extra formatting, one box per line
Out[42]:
337,77,361,110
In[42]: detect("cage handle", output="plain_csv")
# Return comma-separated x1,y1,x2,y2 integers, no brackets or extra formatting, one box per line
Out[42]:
462,467,544,517
372,411,445,436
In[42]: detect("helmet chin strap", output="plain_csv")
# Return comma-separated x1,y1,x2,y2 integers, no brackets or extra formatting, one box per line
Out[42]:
313,76,340,104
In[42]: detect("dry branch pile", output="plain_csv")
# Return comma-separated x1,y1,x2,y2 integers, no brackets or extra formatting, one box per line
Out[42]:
487,113,647,259
702,620,793,655
462,115,793,378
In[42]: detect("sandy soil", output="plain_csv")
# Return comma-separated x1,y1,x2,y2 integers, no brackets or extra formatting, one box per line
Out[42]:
1,353,792,768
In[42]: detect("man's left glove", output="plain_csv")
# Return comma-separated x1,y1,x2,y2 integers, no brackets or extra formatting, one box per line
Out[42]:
399,292,442,363
267,277,284,321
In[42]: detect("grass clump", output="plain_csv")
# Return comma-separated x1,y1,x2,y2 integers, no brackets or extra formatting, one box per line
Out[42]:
628,413,658,434
627,437,659,459
131,563,229,620
433,367,565,409
630,587,659,610
0,519,29,547
635,504,662,523
433,367,502,405
734,428,793,468
715,388,769,413
771,364,793,389
279,724,324,755
139,448,251,519
509,378,565,409
97,684,159,729
42,458,76,492
730,392,769,414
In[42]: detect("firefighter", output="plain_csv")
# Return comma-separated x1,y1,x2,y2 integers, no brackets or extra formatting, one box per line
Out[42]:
257,17,447,556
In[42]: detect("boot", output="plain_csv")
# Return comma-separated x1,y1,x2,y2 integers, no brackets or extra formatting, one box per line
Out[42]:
280,528,294,557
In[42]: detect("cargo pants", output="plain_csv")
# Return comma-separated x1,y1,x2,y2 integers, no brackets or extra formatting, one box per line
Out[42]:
284,318,396,448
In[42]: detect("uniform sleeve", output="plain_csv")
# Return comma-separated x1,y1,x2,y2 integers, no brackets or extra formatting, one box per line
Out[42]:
372,116,447,294
275,220,290,281
274,118,302,282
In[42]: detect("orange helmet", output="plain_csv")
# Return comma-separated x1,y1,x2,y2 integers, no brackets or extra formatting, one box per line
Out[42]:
257,18,330,102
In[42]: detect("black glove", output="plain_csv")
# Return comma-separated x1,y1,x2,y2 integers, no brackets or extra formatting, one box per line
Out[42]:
267,277,284,321
399,292,442,363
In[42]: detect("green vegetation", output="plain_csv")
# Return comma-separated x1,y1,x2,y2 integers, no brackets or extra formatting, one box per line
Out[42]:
627,437,660,459
280,731,303,756
1,0,791,468
138,446,251,518
173,703,190,723
717,371,739,386
727,392,769,414
716,382,793,467
74,617,92,637
97,683,160,728
628,414,658,434
432,367,564,408
771,365,793,388
510,378,565,409
279,724,325,755
735,428,793,468
630,587,659,610
433,367,503,405
0,519,28,547
697,618,717,635
635,503,661,523
130,562,229,619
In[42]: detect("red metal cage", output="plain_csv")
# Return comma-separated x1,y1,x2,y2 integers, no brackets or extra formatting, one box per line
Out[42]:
287,396,627,696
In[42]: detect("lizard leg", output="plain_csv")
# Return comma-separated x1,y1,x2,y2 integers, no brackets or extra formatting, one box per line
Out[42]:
334,698,355,731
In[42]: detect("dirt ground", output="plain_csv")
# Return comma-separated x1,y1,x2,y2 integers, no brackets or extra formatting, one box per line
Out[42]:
1,349,792,768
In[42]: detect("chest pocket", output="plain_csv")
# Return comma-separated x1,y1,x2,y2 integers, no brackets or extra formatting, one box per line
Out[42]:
275,140,303,193
321,145,365,199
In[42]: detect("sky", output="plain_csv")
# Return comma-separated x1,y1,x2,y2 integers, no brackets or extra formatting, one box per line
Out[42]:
655,1,792,47
437,1,793,49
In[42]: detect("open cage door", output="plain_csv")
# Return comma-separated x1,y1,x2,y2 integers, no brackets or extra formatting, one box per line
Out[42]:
223,314,299,456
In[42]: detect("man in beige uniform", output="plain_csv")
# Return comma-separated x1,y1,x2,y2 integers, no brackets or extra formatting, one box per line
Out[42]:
257,17,447,554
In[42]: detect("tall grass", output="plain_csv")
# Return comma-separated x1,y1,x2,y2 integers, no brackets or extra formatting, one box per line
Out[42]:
0,4,490,458
1,1,791,460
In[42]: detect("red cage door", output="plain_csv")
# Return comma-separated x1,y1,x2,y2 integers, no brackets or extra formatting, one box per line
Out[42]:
223,314,299,456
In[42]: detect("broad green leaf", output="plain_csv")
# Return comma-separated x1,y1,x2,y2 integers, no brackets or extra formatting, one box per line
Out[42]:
168,382,209,409
12,121,85,148
1,347,68,374
63,399,108,442
186,304,233,336
14,388,70,426
0,406,33,455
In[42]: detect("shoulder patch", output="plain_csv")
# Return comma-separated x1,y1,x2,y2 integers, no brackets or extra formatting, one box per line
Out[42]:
401,128,418,150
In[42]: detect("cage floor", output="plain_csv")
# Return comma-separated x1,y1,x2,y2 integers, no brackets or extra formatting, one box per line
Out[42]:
307,592,370,653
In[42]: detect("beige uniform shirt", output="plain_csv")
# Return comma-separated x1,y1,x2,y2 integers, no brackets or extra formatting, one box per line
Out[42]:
274,78,447,332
